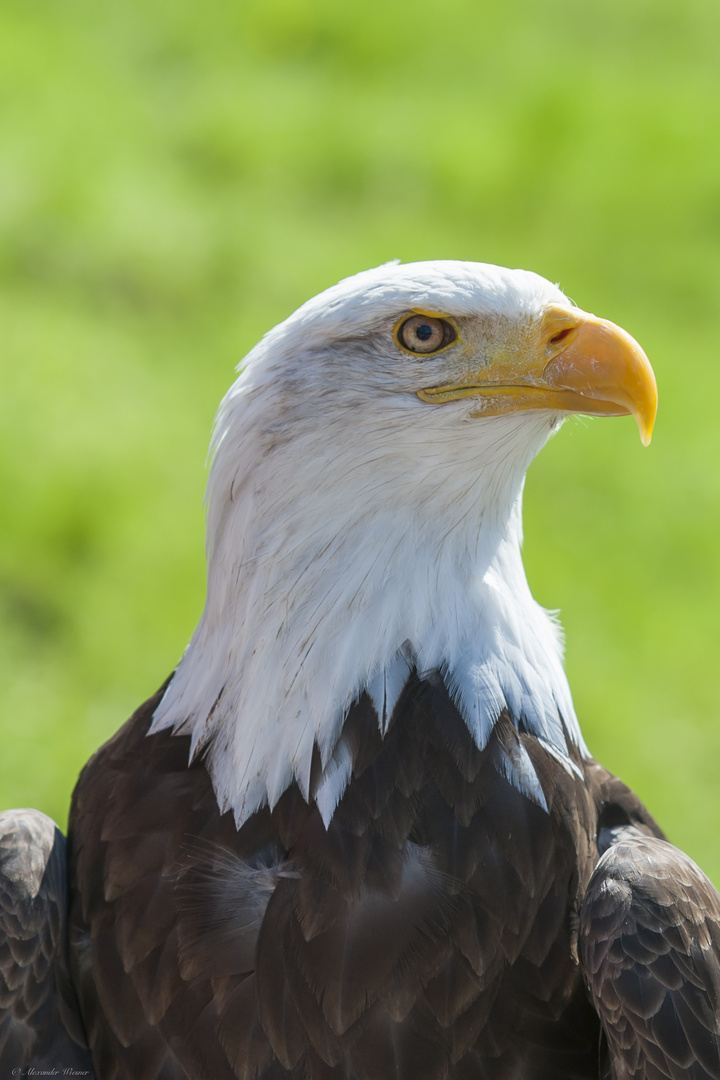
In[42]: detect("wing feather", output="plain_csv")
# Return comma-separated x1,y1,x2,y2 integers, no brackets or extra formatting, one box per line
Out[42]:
0,809,95,1073
580,833,720,1079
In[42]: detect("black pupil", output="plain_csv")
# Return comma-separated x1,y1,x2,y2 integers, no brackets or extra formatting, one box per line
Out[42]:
416,323,434,341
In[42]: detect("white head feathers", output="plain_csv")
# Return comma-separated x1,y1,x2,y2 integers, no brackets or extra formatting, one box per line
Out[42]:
151,261,587,826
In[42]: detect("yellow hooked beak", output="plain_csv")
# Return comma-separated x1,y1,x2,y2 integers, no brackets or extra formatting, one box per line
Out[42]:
417,306,657,446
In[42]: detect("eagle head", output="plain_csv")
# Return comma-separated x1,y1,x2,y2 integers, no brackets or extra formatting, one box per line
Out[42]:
151,261,656,826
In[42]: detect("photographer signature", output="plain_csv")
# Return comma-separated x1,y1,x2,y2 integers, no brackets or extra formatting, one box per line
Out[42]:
11,1070,91,1077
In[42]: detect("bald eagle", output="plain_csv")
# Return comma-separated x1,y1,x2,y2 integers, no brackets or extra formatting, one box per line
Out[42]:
2,262,720,1079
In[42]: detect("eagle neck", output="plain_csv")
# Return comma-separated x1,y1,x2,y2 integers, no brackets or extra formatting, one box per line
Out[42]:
151,452,585,826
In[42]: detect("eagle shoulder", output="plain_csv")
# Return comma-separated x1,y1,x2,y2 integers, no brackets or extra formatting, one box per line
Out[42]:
0,808,94,1073
580,832,720,1079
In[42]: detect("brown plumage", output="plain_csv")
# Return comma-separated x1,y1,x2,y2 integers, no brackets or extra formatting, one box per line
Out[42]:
581,836,720,1079
4,678,720,1077
0,810,93,1071
62,676,665,1080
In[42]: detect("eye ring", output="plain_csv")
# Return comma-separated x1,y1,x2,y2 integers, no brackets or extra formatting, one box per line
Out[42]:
395,314,457,355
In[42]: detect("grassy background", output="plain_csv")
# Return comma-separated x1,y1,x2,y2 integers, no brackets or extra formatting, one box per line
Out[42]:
2,0,720,879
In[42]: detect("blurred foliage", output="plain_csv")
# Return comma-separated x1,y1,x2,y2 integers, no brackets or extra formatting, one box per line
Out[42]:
1,0,720,878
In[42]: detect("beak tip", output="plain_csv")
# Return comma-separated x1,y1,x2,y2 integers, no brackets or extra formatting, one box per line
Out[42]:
636,402,657,447
636,386,658,448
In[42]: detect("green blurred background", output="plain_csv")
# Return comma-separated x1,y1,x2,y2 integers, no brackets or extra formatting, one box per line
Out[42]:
2,0,720,878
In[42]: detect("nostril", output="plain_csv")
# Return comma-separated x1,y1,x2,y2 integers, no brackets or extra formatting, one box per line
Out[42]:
549,327,574,346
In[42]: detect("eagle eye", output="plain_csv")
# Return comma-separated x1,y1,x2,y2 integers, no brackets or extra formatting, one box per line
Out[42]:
396,315,456,354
